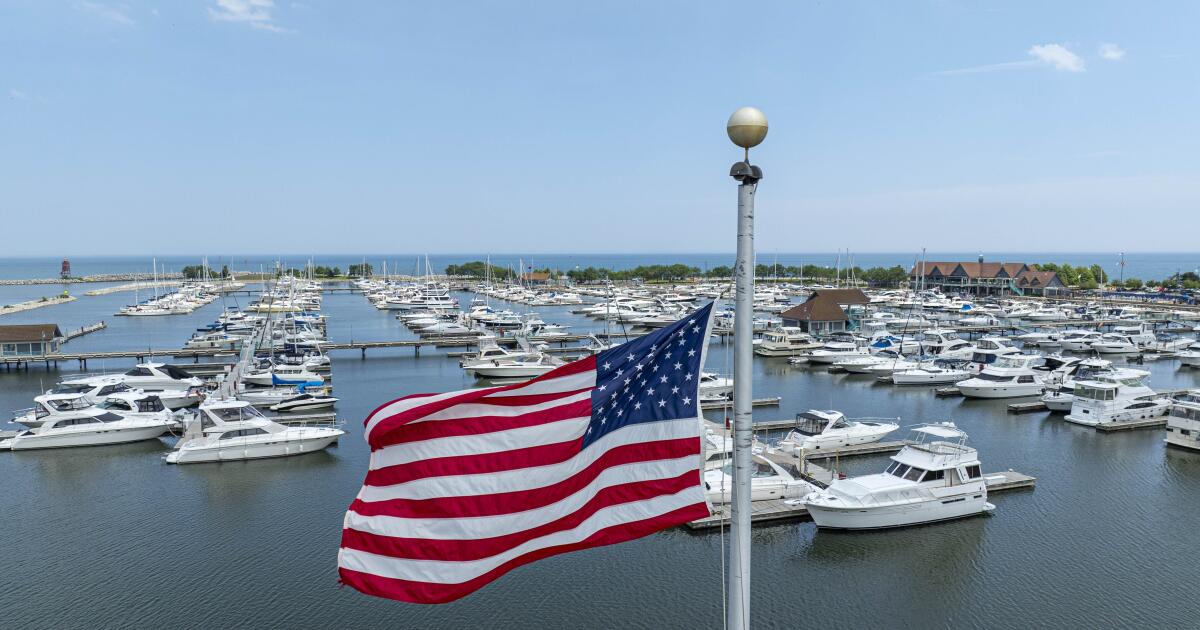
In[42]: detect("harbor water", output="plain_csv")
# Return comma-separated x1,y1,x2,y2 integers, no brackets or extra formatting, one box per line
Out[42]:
1,284,1199,628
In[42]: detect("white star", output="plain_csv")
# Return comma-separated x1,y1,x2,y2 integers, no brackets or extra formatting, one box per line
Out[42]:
646,388,654,397
684,373,693,381
692,326,700,333
671,386,680,394
587,426,593,435
635,363,643,371
603,361,611,370
658,399,666,407
627,353,636,362
677,338,686,347
624,377,632,386
688,318,696,325
676,329,685,337
687,349,696,357
660,375,668,383
682,396,691,405
634,402,642,410
650,344,657,352
616,368,623,377
674,362,682,370
651,364,659,372
600,416,606,424
598,384,607,391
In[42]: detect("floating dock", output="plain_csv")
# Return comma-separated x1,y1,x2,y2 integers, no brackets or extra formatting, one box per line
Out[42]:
1092,417,1169,432
1007,401,1048,414
699,397,782,410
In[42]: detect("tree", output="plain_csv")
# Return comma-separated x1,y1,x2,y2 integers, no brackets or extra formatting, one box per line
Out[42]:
1122,278,1143,290
181,265,212,279
1089,264,1108,284
1076,268,1097,290
349,263,373,277
220,265,229,279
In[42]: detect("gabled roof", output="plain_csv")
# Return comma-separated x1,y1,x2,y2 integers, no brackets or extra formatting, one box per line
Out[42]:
779,289,869,322
0,324,63,342
1015,270,1061,288
911,261,1030,279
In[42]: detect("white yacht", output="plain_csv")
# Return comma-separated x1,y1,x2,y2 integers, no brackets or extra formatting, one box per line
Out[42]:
12,393,115,428
957,354,1048,399
165,398,343,464
59,362,203,393
833,351,905,374
48,377,202,410
755,327,821,357
698,372,734,398
967,337,1022,371
1060,331,1104,352
806,341,869,365
891,360,973,386
1038,358,1117,412
2,394,173,450
803,423,993,530
1179,342,1200,368
1063,371,1171,427
268,392,338,412
775,410,898,453
703,454,817,504
467,354,560,379
1089,333,1140,355
1165,391,1200,451
241,363,325,387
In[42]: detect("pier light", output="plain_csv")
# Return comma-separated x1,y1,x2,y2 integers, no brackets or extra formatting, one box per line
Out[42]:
726,107,768,159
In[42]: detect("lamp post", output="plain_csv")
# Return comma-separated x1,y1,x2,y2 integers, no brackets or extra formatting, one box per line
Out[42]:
726,106,767,630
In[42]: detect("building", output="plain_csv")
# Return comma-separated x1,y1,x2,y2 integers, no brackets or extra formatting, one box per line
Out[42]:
0,324,63,357
780,289,870,334
910,260,1063,296
519,271,553,285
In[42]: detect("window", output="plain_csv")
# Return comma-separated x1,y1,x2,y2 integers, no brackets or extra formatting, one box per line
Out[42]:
977,373,1013,382
1017,375,1035,384
890,465,910,478
136,398,165,412
924,469,945,482
125,367,153,377
752,461,777,478
100,399,134,411
885,461,901,475
1182,429,1192,436
162,365,195,379
903,467,925,482
965,465,982,479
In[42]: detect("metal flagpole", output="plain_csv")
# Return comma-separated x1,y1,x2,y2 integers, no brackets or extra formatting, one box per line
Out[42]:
725,107,767,630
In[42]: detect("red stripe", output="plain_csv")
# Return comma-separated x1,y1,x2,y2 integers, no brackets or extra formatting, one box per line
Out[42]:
369,398,592,449
364,356,596,449
475,387,592,407
354,438,700,518
338,502,710,604
343,469,701,562
364,439,581,488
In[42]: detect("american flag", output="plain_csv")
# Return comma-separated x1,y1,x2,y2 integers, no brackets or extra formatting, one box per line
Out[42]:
338,301,716,603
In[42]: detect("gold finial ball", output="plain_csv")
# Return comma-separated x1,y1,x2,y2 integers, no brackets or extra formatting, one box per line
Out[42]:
726,106,768,149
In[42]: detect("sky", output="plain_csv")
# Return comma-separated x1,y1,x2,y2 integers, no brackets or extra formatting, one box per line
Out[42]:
2,1,1198,256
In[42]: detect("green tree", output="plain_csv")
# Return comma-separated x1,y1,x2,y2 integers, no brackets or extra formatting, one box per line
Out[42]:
349,263,373,277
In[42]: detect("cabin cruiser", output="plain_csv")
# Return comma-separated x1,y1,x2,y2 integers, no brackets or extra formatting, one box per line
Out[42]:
967,337,1022,371
891,359,973,386
803,423,993,530
865,355,924,378
698,372,734,398
1179,342,1200,368
467,354,560,379
1025,305,1066,322
1060,331,1104,352
59,362,203,394
47,377,203,410
268,392,338,412
867,333,921,355
1089,333,1140,355
703,454,817,504
1165,391,1200,451
1144,333,1196,353
459,340,541,371
755,327,821,357
2,394,173,450
13,393,115,428
957,354,1048,399
775,410,898,453
1063,371,1171,427
1037,358,1117,411
165,398,343,464
920,329,966,356
806,341,869,365
241,362,325,387
833,351,905,374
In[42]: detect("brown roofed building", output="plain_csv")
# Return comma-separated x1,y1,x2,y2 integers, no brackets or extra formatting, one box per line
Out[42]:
909,260,1058,295
780,289,870,334
1014,270,1066,296
0,324,64,357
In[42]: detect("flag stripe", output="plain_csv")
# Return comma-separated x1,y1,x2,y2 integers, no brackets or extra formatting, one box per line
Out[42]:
368,416,588,470
352,438,700,519
369,397,593,448
341,488,707,587
338,503,708,604
342,469,700,561
361,418,700,499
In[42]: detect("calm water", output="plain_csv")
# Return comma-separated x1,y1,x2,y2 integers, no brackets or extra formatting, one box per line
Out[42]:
3,252,1198,282
2,284,1199,629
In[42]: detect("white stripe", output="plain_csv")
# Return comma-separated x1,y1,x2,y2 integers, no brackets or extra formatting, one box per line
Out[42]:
364,387,499,437
339,485,702,585
360,417,700,499
368,416,589,470
349,455,700,539
413,390,592,425
484,369,595,397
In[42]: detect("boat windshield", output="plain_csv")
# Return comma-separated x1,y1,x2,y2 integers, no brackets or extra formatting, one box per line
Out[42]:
1171,405,1200,420
209,404,267,423
48,397,92,411
975,372,1013,382
1075,385,1116,401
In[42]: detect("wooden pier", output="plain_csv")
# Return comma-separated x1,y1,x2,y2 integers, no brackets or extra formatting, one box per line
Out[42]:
1007,401,1048,414
1092,417,1169,432
935,386,963,397
699,397,782,411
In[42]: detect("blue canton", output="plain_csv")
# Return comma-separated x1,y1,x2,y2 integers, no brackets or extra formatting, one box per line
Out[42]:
583,301,713,449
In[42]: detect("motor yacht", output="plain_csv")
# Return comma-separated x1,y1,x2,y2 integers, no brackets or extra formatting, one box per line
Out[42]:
1063,371,1171,427
957,354,1048,399
803,423,993,530
806,341,869,365
1037,358,1117,411
754,327,821,357
703,454,817,504
891,360,973,386
1165,391,1200,451
165,398,343,464
1179,342,1200,368
269,392,338,412
1060,330,1104,352
967,337,1022,371
833,351,905,374
698,372,734,398
1089,333,1141,354
775,410,898,453
467,354,561,379
2,394,173,450
47,378,203,410
59,362,203,393
241,363,325,387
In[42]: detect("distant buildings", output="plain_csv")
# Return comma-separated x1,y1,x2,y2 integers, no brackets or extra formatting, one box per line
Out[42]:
909,261,1065,296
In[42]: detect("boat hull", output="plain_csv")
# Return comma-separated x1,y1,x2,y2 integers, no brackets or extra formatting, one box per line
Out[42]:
165,434,340,464
4,425,170,450
807,494,992,530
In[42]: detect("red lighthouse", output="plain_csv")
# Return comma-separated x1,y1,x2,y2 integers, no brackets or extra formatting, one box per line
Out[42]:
60,259,72,279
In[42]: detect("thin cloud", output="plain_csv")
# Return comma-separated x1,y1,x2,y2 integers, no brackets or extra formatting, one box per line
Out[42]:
208,0,289,33
1099,43,1126,61
935,43,1085,76
1028,44,1085,72
9,88,29,100
75,2,134,25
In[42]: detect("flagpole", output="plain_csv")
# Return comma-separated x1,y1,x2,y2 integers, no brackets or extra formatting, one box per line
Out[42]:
726,107,767,630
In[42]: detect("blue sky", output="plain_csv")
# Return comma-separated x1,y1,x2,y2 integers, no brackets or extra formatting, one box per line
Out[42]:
3,1,1198,256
